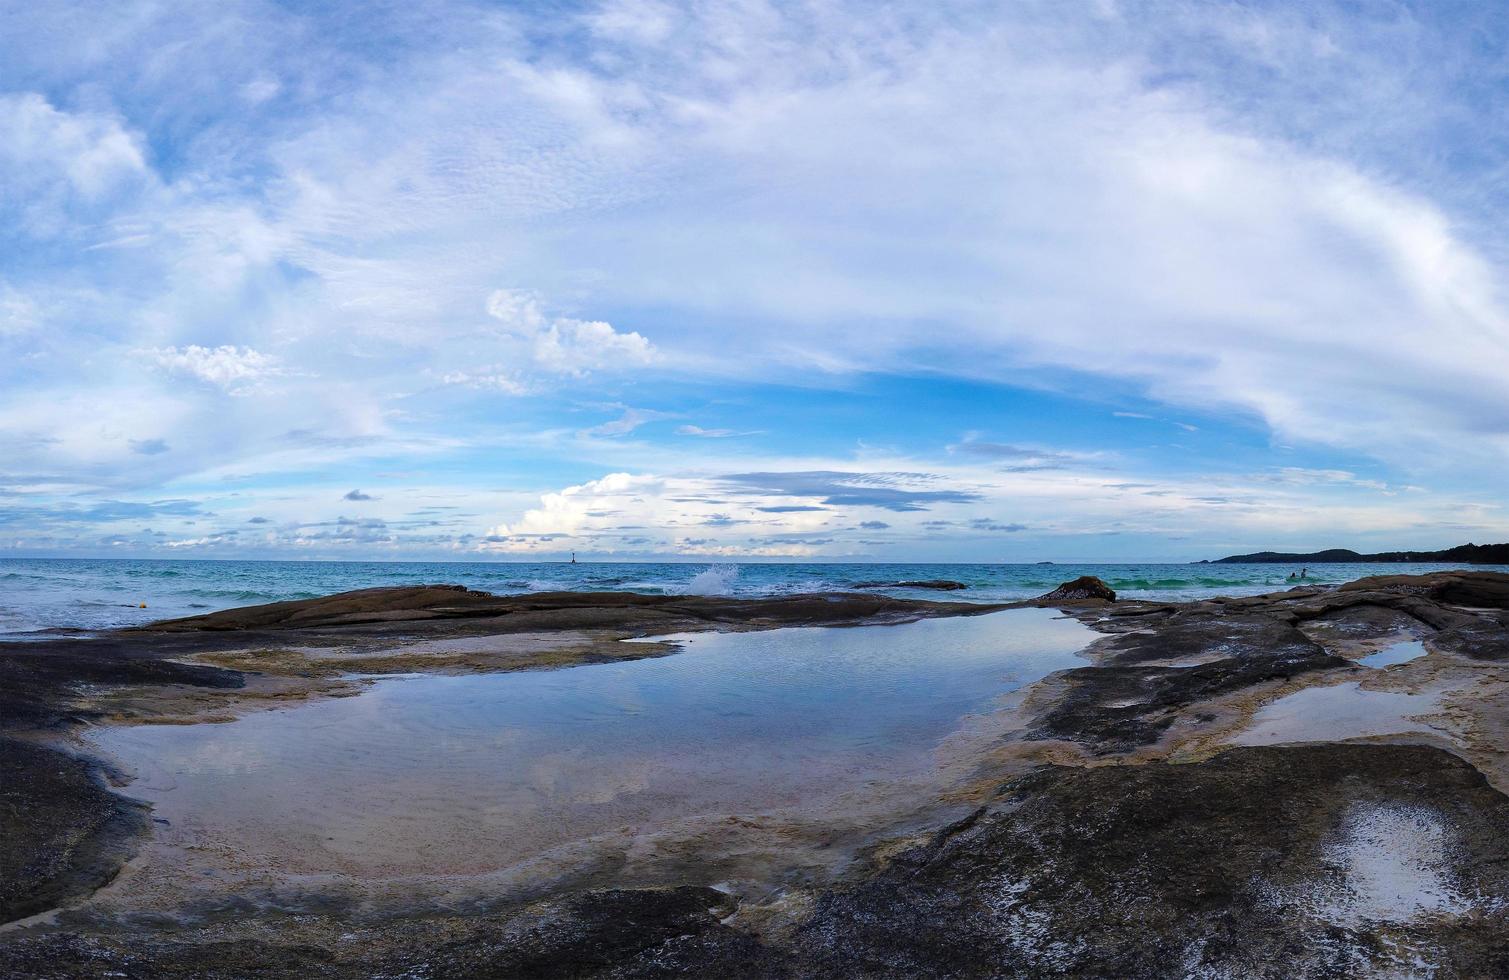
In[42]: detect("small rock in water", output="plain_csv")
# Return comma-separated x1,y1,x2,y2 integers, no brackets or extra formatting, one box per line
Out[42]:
1039,576,1116,602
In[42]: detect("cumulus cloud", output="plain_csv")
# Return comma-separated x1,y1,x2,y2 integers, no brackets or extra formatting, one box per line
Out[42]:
488,472,660,540
535,319,655,374
486,289,656,377
145,345,279,393
343,489,374,501
465,452,1509,561
0,93,148,202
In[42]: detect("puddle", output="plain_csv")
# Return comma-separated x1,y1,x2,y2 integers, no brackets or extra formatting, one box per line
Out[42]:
86,609,1090,885
1231,682,1440,746
1359,639,1428,669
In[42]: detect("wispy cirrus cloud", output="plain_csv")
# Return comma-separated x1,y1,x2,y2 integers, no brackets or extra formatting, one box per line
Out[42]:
583,406,679,438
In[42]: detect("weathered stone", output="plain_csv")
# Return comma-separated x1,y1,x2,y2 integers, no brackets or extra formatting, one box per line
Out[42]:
3,571,1507,977
1037,575,1116,603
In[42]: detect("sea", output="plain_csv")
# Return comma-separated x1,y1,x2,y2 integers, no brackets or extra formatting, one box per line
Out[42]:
4,557,1506,640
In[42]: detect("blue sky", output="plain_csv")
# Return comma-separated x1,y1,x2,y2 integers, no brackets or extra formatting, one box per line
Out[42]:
2,0,1506,561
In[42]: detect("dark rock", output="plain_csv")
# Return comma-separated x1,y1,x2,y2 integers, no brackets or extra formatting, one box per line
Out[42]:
1089,611,1321,666
3,572,1507,975
136,586,1001,633
1338,570,1509,610
423,887,789,979
0,886,790,979
0,737,148,923
0,639,244,733
1038,576,1116,603
1030,645,1347,753
791,745,1509,978
1431,613,1509,661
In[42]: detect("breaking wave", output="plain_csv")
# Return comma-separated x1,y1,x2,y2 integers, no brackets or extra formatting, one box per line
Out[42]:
684,565,739,596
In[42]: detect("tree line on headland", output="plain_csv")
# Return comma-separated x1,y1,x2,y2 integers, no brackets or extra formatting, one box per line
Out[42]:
1209,542,1509,564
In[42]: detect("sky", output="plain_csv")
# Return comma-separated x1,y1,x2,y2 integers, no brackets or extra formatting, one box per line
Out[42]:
2,0,1507,562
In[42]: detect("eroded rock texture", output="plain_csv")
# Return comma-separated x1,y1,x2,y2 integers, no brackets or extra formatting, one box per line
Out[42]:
2,572,1507,978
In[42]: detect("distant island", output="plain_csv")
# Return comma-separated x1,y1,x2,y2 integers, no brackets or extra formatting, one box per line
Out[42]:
1209,542,1509,564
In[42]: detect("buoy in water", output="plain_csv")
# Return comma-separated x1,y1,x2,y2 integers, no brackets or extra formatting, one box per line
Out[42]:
139,603,147,608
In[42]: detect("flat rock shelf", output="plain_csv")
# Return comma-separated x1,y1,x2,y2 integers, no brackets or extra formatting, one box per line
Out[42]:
2,571,1507,978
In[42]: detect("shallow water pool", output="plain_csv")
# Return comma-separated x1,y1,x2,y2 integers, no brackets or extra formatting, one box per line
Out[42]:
1232,681,1440,746
87,608,1090,882
1359,639,1429,669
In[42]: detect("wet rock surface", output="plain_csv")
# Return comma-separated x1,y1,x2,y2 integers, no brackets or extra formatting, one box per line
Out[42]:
1019,570,1509,757
7,746,1506,978
792,744,1509,978
0,738,148,924
2,571,1507,978
1028,645,1350,753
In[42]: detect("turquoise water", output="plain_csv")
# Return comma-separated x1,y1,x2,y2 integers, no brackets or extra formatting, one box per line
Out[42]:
3,557,1505,638
86,609,1091,878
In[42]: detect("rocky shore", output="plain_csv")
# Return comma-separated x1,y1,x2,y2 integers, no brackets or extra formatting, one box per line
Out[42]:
3,571,1507,978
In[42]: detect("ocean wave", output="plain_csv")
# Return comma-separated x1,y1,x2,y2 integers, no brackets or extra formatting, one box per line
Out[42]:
176,588,288,601
1107,576,1280,590
683,565,739,596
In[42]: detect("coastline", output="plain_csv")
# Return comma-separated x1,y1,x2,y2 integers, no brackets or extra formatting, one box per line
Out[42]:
2,571,1507,976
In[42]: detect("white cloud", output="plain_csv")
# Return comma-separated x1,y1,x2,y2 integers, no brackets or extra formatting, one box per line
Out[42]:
485,289,549,332
488,472,661,541
3,2,1507,557
0,285,41,337
439,368,531,395
584,406,677,437
145,345,280,393
473,452,1509,560
484,289,657,376
0,93,148,199
585,0,676,46
534,318,655,374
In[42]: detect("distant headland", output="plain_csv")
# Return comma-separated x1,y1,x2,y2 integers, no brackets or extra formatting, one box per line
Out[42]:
1208,542,1509,564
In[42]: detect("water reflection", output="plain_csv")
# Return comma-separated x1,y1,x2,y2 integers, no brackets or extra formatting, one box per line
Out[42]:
89,609,1090,878
1359,640,1429,669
